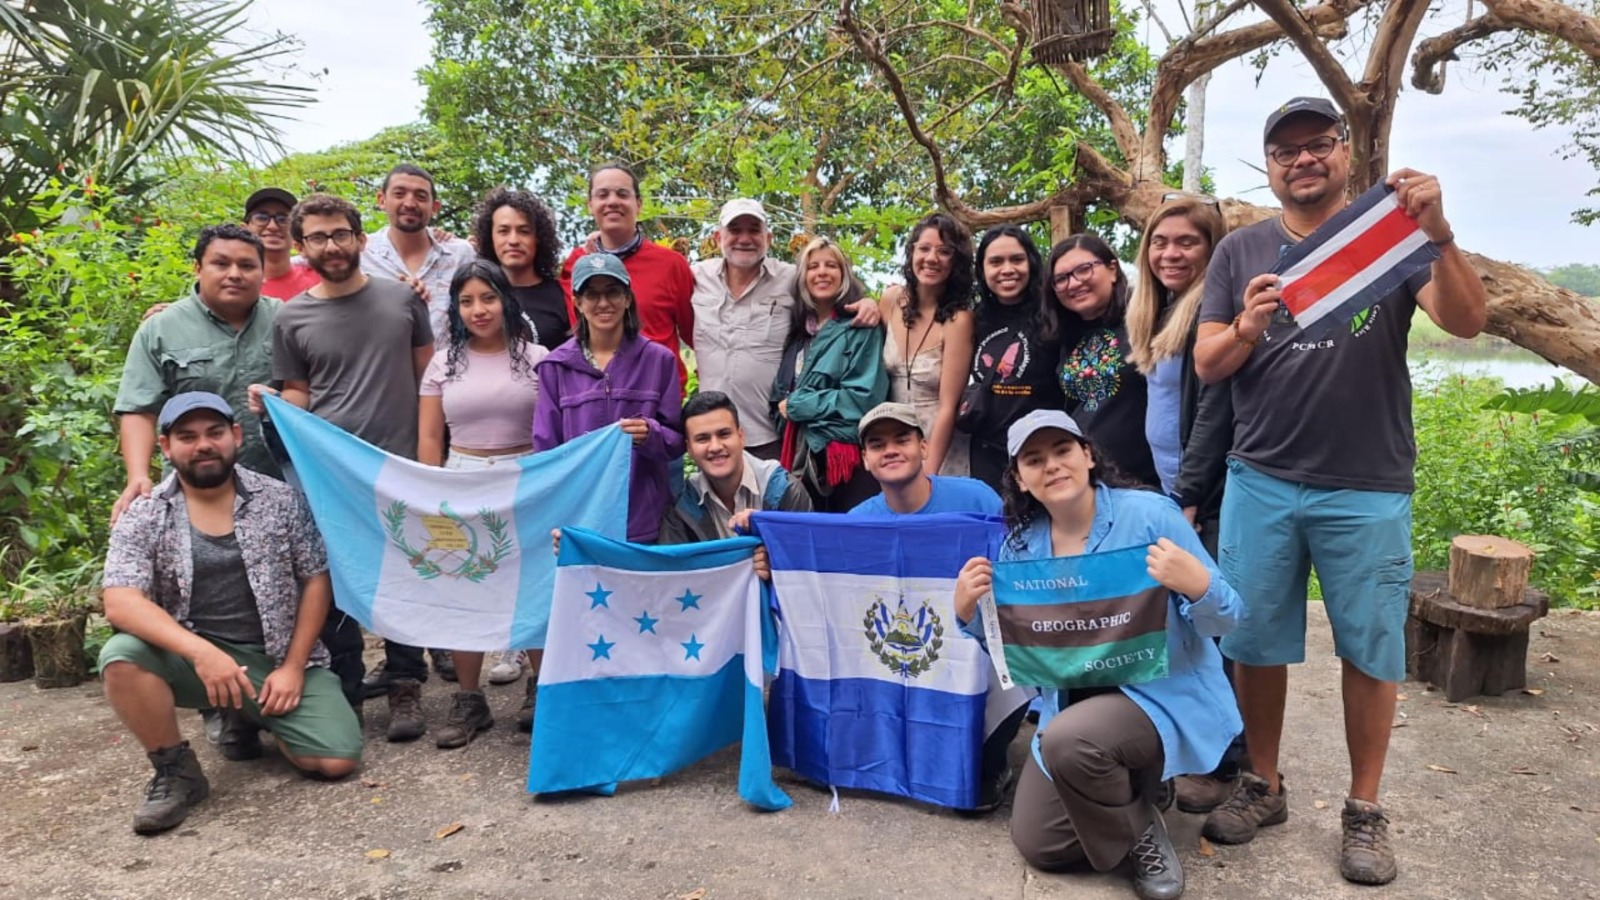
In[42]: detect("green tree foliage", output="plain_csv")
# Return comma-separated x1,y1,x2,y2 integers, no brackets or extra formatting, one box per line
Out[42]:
1541,263,1600,298
0,0,312,235
420,0,1157,260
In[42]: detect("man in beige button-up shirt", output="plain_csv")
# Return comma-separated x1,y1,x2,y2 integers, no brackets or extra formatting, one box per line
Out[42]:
691,199,879,459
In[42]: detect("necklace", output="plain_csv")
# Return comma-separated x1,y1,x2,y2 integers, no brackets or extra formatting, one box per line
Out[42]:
901,298,935,394
1280,216,1309,241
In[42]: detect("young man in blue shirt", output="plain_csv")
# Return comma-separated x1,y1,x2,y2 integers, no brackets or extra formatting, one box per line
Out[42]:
851,402,1002,517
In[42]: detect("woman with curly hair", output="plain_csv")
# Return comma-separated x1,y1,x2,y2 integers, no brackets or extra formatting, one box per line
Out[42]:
1042,234,1159,489
877,213,976,477
417,259,551,748
473,187,569,350
954,410,1241,900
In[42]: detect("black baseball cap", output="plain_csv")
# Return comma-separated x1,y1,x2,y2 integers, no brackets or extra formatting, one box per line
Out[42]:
1263,97,1343,144
244,187,297,216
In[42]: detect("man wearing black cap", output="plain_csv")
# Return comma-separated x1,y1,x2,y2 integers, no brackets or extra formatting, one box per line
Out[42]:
1192,97,1487,885
243,187,321,301
99,392,361,835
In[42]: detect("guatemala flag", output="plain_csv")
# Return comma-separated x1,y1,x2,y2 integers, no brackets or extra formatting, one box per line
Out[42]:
528,527,790,811
754,512,1013,809
261,394,630,650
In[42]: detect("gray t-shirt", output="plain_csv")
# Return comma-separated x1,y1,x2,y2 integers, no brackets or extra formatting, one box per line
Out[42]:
186,526,265,646
271,276,433,458
1197,217,1429,493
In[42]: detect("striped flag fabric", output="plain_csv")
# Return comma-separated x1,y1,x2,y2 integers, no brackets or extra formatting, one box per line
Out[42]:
261,394,630,650
1272,182,1440,339
529,528,790,810
981,545,1169,691
754,512,1013,810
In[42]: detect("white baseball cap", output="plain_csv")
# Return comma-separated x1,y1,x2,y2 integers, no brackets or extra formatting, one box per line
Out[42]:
717,198,769,229
1006,409,1086,458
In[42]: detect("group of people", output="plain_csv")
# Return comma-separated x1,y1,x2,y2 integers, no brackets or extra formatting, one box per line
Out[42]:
98,96,1486,898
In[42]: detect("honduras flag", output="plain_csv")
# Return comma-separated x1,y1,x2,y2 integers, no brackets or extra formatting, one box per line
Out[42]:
528,527,790,811
754,512,1010,809
261,394,630,650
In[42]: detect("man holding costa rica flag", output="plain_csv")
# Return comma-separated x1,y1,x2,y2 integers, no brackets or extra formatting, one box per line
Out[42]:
1193,97,1488,886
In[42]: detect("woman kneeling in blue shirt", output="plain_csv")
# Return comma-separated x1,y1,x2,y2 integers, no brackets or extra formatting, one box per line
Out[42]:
954,409,1242,900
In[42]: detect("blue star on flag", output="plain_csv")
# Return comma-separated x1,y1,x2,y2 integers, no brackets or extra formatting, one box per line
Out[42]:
586,583,613,609
681,634,705,661
588,634,616,660
676,588,702,611
634,611,659,634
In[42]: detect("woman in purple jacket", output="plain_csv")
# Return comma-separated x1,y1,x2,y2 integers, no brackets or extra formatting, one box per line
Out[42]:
533,252,684,543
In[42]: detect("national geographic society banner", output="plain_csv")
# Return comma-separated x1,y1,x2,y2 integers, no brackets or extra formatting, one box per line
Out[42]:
981,545,1168,690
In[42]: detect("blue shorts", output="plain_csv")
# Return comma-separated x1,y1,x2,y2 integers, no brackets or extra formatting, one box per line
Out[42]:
1216,459,1412,682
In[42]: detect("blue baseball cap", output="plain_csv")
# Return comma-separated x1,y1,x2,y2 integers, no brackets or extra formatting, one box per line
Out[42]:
1006,409,1086,458
158,391,235,434
571,252,631,293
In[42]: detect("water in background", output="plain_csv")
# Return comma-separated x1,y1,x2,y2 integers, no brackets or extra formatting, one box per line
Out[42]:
1410,349,1577,389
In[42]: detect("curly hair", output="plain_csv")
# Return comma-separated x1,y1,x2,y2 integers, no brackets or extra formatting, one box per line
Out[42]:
1039,233,1129,344
471,187,561,282
999,431,1138,555
289,193,361,242
898,213,974,327
442,259,539,383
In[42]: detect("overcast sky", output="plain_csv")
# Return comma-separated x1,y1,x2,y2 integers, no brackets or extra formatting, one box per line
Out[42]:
247,0,1594,269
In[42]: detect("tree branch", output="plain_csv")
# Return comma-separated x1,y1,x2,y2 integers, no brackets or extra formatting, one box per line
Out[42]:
1050,60,1143,164
1251,0,1359,111
1410,13,1513,93
1361,0,1433,93
1482,0,1600,61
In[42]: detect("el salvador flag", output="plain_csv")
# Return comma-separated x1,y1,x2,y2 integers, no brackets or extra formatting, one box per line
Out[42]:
261,394,631,650
754,512,1009,809
528,527,790,811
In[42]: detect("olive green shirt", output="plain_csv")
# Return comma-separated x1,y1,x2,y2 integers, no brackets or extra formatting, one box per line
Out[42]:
115,293,282,478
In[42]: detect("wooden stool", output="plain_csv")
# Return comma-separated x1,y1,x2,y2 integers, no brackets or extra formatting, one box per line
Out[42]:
1406,571,1549,701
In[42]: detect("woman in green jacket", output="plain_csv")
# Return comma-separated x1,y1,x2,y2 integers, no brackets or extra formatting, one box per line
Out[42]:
772,236,889,511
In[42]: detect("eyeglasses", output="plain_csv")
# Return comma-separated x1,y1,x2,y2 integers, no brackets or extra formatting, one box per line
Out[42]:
247,211,289,227
1051,260,1106,288
577,287,628,306
912,243,957,260
1267,136,1343,167
1161,191,1219,207
301,229,358,249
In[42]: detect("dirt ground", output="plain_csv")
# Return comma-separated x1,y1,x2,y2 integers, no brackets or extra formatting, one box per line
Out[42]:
2,603,1596,900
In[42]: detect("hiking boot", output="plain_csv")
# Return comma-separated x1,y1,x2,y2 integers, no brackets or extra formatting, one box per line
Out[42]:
958,763,1018,817
431,650,457,683
1176,773,1235,814
1340,798,1398,885
436,691,494,749
386,679,427,742
361,662,394,700
516,679,537,733
200,708,224,745
487,649,524,685
1201,772,1287,844
132,742,210,835
216,709,262,761
1128,811,1184,900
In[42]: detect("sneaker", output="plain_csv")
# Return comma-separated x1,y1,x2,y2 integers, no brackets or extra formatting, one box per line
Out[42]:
958,763,1018,817
216,709,263,761
386,678,427,742
361,662,394,700
1201,772,1288,844
200,708,224,745
1176,774,1235,814
436,690,494,749
487,650,524,685
1128,811,1185,900
432,650,457,683
516,679,537,733
1340,798,1398,885
132,742,210,835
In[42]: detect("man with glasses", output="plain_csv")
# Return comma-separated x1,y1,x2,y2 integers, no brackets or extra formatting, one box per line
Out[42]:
242,187,320,300
1193,97,1487,885
256,193,438,744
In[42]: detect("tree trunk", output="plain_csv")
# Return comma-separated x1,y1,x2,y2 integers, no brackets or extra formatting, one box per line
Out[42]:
1183,73,1210,194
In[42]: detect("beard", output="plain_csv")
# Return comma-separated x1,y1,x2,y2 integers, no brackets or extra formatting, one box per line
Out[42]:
391,211,428,234
174,450,236,489
307,250,359,284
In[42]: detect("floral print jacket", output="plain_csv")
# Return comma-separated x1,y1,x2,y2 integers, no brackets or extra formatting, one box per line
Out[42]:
102,467,331,667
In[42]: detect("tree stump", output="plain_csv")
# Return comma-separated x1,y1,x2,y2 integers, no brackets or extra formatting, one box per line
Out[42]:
1447,535,1534,610
1405,571,1549,702
0,622,33,682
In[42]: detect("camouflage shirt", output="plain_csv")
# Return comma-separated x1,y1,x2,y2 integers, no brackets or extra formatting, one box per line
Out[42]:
102,466,331,666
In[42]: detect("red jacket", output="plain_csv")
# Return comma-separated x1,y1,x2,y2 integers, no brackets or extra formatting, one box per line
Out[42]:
560,241,695,392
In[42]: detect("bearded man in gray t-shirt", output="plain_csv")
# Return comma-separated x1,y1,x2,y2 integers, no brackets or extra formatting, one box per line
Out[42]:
1190,97,1487,887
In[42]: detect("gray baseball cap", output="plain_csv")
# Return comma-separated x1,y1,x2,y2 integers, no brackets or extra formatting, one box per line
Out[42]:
1006,409,1086,458
857,402,923,440
158,391,235,434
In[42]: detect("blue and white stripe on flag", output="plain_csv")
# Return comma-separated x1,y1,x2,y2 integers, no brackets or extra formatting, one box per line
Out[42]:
261,394,630,650
754,512,1008,809
528,528,790,811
